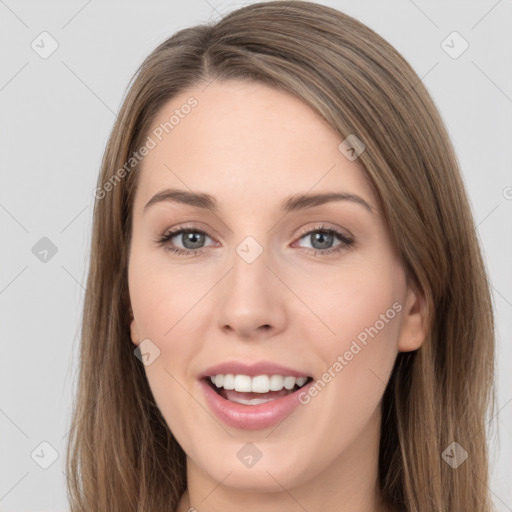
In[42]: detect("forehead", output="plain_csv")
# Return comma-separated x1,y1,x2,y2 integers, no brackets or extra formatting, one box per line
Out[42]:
133,79,376,214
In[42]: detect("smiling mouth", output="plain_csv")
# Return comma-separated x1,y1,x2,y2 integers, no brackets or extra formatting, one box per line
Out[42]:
203,376,314,405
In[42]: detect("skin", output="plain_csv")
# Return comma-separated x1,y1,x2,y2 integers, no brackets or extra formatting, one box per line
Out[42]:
128,79,427,512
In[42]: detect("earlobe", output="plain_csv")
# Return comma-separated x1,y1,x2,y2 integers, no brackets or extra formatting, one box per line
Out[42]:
397,282,429,353
129,307,139,347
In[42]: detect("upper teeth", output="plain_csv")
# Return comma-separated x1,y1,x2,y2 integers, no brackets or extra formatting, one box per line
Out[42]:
209,374,308,393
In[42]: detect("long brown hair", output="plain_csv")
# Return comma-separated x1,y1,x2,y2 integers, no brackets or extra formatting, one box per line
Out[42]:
66,1,497,510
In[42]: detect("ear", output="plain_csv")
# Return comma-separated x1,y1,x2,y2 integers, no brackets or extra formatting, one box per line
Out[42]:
397,280,429,352
129,306,140,347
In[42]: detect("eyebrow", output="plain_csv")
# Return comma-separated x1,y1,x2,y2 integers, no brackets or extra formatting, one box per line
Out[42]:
143,188,375,214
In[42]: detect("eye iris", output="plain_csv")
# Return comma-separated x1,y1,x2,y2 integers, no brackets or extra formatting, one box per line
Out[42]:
311,231,334,250
182,231,205,249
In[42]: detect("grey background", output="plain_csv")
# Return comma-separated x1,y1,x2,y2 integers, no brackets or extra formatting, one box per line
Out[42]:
1,0,511,510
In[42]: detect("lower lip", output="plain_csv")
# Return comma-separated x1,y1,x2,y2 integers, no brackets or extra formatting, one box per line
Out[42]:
198,378,313,430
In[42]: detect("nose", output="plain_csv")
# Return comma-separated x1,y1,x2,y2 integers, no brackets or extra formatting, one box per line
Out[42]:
216,242,287,340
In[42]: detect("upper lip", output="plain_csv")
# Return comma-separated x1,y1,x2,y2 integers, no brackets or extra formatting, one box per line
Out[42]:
197,361,312,379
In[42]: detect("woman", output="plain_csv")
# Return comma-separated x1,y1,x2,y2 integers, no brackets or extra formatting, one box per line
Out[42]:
66,2,496,511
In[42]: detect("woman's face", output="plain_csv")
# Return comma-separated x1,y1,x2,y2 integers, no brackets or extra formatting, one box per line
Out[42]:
128,79,425,503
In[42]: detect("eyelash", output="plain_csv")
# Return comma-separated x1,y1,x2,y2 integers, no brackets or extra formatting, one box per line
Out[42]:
155,223,355,258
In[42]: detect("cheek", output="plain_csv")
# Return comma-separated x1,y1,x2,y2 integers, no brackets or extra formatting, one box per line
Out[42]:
335,278,401,352
296,256,403,387
128,256,211,441
128,249,213,337
298,254,402,342
293,268,402,444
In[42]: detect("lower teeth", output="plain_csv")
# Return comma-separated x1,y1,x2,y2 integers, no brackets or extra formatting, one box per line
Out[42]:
219,386,301,406
228,396,276,406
